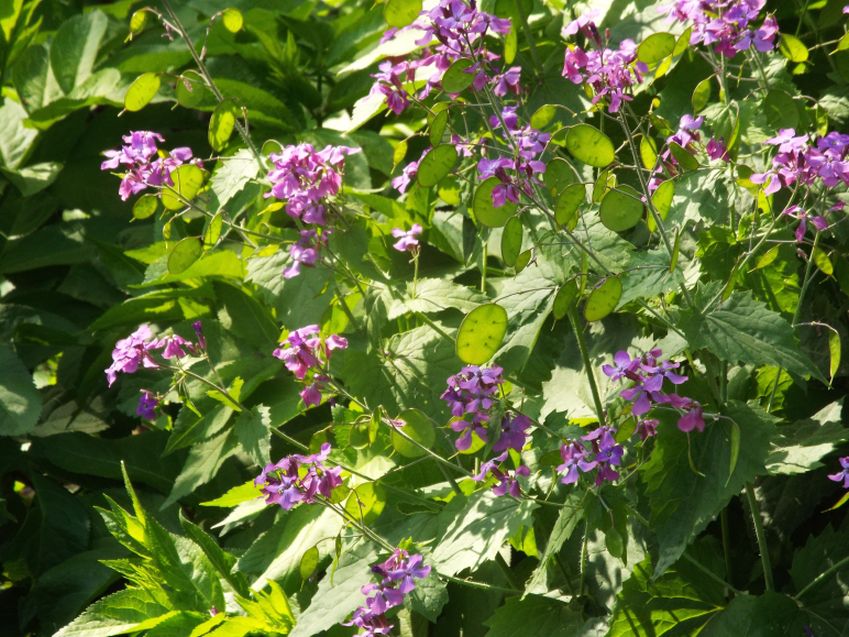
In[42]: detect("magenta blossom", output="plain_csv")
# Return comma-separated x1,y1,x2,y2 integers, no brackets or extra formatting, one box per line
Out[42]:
557,426,624,487
441,365,504,449
668,0,778,57
562,38,647,113
101,131,200,201
391,224,423,252
474,452,530,497
272,325,348,406
345,549,431,637
828,456,849,489
136,390,158,420
603,348,704,434
255,442,343,509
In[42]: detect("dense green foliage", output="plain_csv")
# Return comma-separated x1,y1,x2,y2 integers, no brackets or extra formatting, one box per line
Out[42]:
2,0,849,635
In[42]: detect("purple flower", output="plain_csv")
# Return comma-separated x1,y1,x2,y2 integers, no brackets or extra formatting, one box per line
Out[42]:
136,390,158,420
273,326,347,406
603,348,705,434
557,441,594,485
105,324,160,386
669,0,777,57
473,452,529,497
345,550,431,636
391,224,423,252
101,131,200,201
441,365,504,448
265,143,358,225
561,39,646,113
493,412,531,453
492,66,521,97
828,456,849,489
255,442,343,509
706,138,729,161
284,229,324,279
192,321,206,350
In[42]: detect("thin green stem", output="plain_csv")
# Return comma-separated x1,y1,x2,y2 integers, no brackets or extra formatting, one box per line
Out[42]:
745,483,774,592
795,555,849,600
160,0,264,168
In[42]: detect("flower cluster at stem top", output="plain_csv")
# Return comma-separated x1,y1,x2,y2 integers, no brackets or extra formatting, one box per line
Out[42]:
100,131,200,201
668,0,778,58
104,321,207,421
254,442,343,510
603,348,705,434
264,143,358,278
345,549,431,637
272,325,348,406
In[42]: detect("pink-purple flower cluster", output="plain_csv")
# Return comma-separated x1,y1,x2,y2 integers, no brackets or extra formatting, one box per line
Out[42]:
472,412,532,497
441,365,504,450
345,549,431,637
254,442,342,509
265,143,357,277
562,18,647,113
105,322,207,422
272,325,348,406
101,131,200,201
370,0,512,115
828,456,849,489
391,224,423,252
668,0,778,58
557,425,624,486
750,129,849,240
602,348,705,433
104,322,205,387
478,106,550,206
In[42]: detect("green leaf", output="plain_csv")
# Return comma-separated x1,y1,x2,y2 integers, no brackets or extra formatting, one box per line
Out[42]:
429,109,449,145
221,8,244,33
201,481,262,508
167,238,202,275
383,0,422,28
599,185,643,232
288,542,378,637
524,493,583,595
669,142,699,171
530,104,556,130
49,11,109,94
430,490,538,576
552,281,579,320
164,429,240,507
391,408,437,458
208,101,238,152
238,506,344,591
234,405,271,467
179,513,249,598
637,33,675,65
484,595,588,636
675,288,820,379
691,77,712,113
583,277,622,322
456,303,509,365
417,145,458,188
766,400,849,475
161,164,205,211
701,593,806,636
0,345,41,436
790,515,849,632
555,184,585,230
829,330,841,383
641,401,776,575
473,177,516,227
53,589,168,637
132,194,159,220
500,217,523,267
123,72,160,112
639,135,657,169
565,124,615,167
609,546,726,636
779,33,809,63
441,58,475,93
